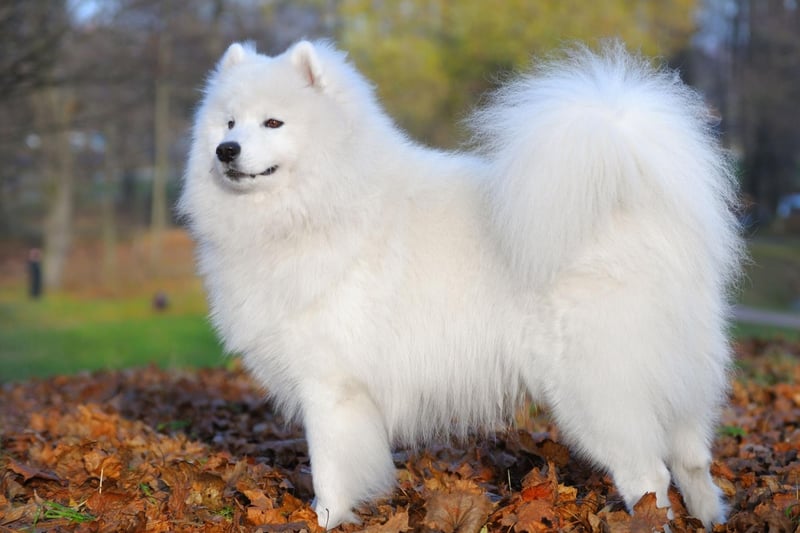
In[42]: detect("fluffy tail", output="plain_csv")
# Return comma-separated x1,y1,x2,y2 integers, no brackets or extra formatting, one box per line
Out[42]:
472,43,741,289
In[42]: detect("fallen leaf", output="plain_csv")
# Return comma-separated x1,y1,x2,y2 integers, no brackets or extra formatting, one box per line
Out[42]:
357,510,410,532
629,492,668,532
6,458,62,484
515,499,556,532
0,502,39,526
1,340,799,532
83,448,124,481
424,486,492,533
521,483,554,502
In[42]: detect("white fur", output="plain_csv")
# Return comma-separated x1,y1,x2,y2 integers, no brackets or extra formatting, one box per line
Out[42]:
178,40,741,529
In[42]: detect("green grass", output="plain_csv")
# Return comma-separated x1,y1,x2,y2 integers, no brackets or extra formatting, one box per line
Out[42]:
739,238,800,312
1,234,798,382
731,321,800,341
0,283,225,382
36,501,95,525
718,424,748,438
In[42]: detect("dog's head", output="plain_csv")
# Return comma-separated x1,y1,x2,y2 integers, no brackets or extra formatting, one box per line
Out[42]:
196,41,341,193
179,40,389,242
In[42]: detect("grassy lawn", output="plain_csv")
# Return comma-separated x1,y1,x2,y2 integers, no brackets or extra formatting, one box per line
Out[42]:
0,282,226,382
0,234,797,382
1,283,797,383
731,321,799,342
740,237,800,312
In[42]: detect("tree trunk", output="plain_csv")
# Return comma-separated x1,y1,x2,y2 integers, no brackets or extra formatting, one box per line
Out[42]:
36,87,76,291
150,30,171,272
102,124,120,289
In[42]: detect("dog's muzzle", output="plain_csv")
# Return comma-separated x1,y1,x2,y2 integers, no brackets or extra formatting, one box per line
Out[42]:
216,141,279,180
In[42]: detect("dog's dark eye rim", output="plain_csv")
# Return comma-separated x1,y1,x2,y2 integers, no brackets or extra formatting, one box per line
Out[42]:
263,118,284,129
227,120,235,129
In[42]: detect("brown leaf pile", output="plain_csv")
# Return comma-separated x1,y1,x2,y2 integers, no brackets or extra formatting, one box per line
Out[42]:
1,339,799,532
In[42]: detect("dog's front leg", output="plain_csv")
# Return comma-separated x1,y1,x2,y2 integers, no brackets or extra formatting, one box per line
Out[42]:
302,378,395,529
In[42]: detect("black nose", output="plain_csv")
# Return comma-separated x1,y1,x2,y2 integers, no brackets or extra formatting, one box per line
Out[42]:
216,142,240,163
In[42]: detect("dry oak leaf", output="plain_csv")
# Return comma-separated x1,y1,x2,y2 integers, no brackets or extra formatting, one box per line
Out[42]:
186,472,227,509
629,492,669,532
553,484,582,526
601,510,634,533
424,479,493,533
515,432,571,468
5,458,62,484
514,475,558,530
357,510,410,533
75,404,123,440
0,502,39,527
520,463,557,498
514,499,557,532
247,492,321,532
240,485,275,511
246,506,294,527
500,462,564,532
83,448,124,481
520,482,554,502
85,488,147,529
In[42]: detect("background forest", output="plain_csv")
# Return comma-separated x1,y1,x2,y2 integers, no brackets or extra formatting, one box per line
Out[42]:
0,0,799,380
2,2,800,531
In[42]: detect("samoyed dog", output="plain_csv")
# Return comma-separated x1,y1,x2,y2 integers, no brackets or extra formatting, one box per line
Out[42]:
179,40,741,529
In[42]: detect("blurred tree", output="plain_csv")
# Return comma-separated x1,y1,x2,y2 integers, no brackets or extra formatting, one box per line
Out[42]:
692,0,800,222
0,1,70,242
102,124,121,287
34,87,76,290
0,2,68,99
2,0,798,290
732,0,800,217
150,8,174,272
0,1,77,290
338,0,698,146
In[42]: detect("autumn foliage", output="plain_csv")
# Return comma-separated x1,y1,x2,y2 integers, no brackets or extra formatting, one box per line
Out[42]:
1,339,799,532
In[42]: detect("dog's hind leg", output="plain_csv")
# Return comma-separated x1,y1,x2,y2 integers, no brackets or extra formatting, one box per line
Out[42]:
302,377,395,529
542,283,677,517
668,422,726,527
546,379,673,515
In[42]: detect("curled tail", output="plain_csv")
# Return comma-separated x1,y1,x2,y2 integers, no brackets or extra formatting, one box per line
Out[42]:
472,42,741,289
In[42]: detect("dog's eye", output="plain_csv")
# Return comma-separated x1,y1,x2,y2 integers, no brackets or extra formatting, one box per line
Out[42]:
227,120,235,129
263,118,284,129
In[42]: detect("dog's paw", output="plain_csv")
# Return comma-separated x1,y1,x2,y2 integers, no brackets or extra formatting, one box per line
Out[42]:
314,500,360,530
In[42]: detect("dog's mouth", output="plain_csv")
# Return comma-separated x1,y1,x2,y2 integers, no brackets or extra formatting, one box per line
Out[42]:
224,165,279,181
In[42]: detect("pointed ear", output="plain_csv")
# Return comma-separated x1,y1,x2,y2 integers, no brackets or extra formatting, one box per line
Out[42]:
291,41,326,89
218,42,250,72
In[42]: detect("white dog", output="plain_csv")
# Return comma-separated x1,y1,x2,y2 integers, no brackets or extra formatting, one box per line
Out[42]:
179,40,741,529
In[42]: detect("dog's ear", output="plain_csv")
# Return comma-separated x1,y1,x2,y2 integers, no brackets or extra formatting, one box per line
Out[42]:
290,41,326,89
217,42,252,72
